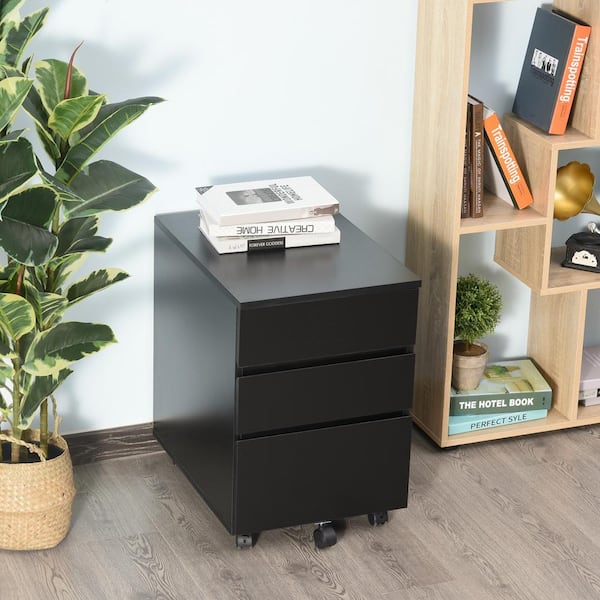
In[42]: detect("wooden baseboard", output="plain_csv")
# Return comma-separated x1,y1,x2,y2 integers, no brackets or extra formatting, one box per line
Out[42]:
64,423,163,466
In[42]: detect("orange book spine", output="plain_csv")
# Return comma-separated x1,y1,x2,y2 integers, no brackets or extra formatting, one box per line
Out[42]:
549,24,591,134
483,112,533,210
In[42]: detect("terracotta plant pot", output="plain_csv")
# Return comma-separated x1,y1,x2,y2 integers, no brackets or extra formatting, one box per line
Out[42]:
0,429,76,551
452,341,488,391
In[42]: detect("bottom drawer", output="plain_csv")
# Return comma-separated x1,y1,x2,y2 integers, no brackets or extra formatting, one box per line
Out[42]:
233,416,411,534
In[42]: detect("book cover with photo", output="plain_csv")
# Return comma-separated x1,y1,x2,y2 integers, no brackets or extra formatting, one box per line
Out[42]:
450,358,552,416
195,176,340,226
512,8,591,135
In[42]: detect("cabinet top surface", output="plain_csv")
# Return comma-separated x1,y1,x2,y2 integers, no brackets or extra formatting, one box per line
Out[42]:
155,211,420,305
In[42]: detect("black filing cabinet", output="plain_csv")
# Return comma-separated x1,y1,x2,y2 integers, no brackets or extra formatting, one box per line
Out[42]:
153,211,420,549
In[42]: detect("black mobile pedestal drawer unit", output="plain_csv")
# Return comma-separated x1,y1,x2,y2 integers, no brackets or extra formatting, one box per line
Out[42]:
153,211,420,549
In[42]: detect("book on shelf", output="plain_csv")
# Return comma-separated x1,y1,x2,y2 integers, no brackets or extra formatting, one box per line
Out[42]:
199,216,341,254
450,358,552,417
448,409,548,436
482,105,534,210
199,211,336,238
195,176,340,226
461,101,471,219
512,7,591,135
467,95,484,218
579,345,600,406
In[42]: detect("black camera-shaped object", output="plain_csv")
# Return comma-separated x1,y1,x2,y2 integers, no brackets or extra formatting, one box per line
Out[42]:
563,231,600,273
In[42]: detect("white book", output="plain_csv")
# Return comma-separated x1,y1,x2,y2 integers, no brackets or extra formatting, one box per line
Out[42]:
199,217,340,254
195,176,340,226
199,211,336,238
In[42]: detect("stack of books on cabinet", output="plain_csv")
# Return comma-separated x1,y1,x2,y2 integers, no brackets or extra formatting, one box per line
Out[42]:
196,176,341,254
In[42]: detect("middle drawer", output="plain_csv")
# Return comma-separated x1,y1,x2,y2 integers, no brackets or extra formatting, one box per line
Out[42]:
236,354,414,435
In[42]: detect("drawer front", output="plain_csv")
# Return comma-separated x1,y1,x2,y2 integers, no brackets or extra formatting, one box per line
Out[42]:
238,286,418,368
234,416,412,534
237,354,414,435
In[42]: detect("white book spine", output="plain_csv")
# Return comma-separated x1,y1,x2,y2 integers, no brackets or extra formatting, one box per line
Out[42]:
199,220,341,254
200,213,336,238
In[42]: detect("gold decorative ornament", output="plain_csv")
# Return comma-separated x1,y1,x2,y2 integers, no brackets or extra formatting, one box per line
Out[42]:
554,161,600,220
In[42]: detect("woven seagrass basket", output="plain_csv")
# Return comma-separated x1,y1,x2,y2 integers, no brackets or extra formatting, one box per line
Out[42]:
0,430,76,551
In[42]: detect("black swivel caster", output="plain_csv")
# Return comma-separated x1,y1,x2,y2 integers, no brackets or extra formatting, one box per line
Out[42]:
368,511,389,526
235,533,254,549
313,522,337,549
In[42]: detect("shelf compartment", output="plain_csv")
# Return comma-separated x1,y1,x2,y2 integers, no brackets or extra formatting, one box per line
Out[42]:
460,193,547,235
546,247,600,293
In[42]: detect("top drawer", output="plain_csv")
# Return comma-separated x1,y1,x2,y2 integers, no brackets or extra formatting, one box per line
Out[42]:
237,286,418,368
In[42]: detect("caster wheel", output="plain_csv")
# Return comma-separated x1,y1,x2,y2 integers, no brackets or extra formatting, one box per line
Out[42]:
368,511,389,526
313,524,337,549
235,534,254,549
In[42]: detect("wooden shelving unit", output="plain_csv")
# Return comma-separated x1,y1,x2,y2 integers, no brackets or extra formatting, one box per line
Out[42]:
407,0,600,447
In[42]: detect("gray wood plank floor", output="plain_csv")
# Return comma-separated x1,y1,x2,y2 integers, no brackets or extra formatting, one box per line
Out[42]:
3,425,600,599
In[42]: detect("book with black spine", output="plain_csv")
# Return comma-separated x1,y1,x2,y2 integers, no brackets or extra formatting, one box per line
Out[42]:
461,101,471,218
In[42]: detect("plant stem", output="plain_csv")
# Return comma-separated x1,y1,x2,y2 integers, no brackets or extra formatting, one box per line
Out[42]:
40,399,48,456
11,265,26,463
11,348,21,464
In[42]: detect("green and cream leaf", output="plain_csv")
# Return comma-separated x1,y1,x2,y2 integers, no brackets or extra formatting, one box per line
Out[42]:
64,160,156,218
48,94,106,142
67,268,128,305
0,135,36,203
0,292,35,341
0,76,33,131
22,321,116,376
34,59,88,115
56,96,164,182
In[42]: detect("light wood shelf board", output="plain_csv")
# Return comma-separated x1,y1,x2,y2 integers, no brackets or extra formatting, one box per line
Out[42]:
546,246,600,293
460,195,547,234
407,0,474,438
505,115,599,151
440,408,593,447
494,225,549,291
576,404,600,422
528,290,586,420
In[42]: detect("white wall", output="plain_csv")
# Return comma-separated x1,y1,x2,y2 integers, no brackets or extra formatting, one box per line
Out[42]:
20,0,598,433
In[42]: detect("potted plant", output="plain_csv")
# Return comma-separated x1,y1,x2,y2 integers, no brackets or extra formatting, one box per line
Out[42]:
452,273,503,391
0,0,163,550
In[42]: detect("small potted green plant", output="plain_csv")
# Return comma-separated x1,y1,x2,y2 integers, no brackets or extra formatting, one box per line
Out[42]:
0,1,163,550
452,273,503,391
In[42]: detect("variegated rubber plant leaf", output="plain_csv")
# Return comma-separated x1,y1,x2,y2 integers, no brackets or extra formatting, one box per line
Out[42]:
64,160,157,218
0,7,47,68
0,75,33,132
66,268,128,305
55,96,164,183
0,292,36,342
22,321,116,377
